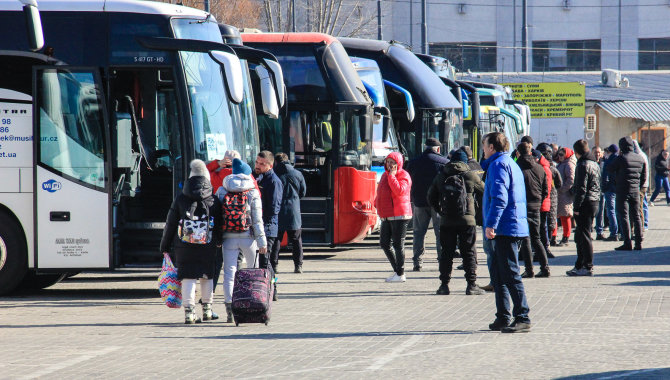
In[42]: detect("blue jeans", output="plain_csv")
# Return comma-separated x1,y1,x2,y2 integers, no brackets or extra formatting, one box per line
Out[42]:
412,206,441,265
595,194,605,235
489,236,530,324
642,193,649,230
604,192,618,237
650,174,670,204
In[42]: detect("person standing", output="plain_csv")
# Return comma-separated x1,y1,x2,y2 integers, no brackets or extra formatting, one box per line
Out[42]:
650,150,670,205
481,132,531,333
601,145,620,241
375,152,412,282
207,150,240,194
254,151,283,273
405,138,448,271
460,145,483,172
567,140,601,276
535,144,558,258
537,143,563,248
593,146,606,240
633,140,650,231
556,147,577,246
608,137,647,251
217,159,267,323
160,159,223,324
516,144,550,278
427,150,485,295
272,153,307,274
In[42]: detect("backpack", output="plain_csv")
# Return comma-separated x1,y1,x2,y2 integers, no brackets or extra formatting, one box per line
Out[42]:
222,191,251,232
178,201,213,244
439,173,468,217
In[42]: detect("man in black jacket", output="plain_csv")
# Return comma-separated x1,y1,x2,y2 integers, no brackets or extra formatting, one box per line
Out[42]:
515,142,550,278
608,136,647,251
406,138,448,271
567,140,601,276
650,150,670,205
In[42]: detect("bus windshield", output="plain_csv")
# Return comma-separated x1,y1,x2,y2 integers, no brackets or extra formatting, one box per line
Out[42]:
171,18,245,162
231,59,260,164
356,68,398,160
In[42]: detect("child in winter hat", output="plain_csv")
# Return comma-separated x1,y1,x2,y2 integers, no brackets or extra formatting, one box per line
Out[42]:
189,159,211,180
232,158,252,175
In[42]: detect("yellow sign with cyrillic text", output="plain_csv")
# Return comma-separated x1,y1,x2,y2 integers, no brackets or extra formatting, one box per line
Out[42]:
503,82,585,118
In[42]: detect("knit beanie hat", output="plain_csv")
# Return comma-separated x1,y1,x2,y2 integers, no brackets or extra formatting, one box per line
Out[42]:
607,144,619,154
189,159,210,180
451,150,468,163
232,158,252,175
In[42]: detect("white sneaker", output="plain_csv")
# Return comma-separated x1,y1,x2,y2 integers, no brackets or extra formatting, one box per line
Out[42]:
386,274,406,283
385,273,397,282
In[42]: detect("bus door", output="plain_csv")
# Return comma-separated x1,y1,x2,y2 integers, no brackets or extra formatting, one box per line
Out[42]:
33,67,112,270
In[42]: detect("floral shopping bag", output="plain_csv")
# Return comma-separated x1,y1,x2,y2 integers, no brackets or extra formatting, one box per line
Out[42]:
157,252,182,308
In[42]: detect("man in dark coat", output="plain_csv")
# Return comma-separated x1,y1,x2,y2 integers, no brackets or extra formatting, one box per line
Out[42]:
567,140,601,276
608,136,647,251
427,150,485,295
272,153,308,273
254,150,284,272
650,150,670,204
601,144,619,241
516,143,550,278
405,137,448,271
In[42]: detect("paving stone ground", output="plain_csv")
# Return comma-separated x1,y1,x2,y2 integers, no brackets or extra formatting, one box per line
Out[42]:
2,205,670,379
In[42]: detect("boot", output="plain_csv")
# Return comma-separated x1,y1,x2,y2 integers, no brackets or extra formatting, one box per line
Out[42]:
550,237,558,247
224,303,234,323
465,283,485,295
558,236,569,246
184,307,201,324
202,303,217,321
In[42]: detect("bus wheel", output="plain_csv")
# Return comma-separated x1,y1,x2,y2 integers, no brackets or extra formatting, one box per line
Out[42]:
0,213,28,296
18,271,67,290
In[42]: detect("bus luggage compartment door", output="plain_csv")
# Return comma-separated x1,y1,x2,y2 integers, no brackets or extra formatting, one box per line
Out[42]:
33,67,112,270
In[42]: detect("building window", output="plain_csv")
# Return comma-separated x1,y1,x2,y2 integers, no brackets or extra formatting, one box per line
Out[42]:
639,38,670,70
429,42,497,72
532,40,600,71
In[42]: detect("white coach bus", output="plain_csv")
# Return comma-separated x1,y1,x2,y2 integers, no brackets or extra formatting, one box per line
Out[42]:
0,0,279,294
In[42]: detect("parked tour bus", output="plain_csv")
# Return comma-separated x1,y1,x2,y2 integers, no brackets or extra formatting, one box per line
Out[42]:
339,39,463,160
242,32,377,246
0,0,280,294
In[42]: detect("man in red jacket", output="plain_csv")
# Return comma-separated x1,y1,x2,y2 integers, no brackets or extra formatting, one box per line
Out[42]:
375,152,412,283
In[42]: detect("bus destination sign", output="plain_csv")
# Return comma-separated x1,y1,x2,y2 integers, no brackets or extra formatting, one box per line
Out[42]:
504,82,585,119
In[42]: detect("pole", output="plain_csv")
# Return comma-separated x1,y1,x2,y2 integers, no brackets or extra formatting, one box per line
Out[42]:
204,0,209,12
292,0,296,32
409,0,413,48
421,0,427,54
521,0,528,71
377,0,383,40
513,0,516,71
618,0,621,69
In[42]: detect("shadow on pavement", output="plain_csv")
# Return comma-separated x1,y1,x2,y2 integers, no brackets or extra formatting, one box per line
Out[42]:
192,329,486,340
4,287,159,301
554,367,670,379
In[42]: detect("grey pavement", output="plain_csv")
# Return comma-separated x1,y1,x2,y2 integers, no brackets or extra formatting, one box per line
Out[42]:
2,207,670,379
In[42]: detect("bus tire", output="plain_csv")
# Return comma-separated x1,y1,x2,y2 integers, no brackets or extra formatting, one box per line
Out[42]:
0,212,28,296
18,271,67,290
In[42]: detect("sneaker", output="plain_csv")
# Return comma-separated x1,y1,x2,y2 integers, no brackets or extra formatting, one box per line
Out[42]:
596,234,606,241
413,265,422,272
456,264,464,270
574,268,593,276
649,202,655,207
184,307,201,324
294,265,303,274
565,267,579,276
386,274,406,283
489,318,511,331
634,244,642,251
385,273,397,282
436,283,450,295
550,238,558,247
502,320,531,333
521,270,534,279
558,237,569,246
481,283,494,292
535,269,550,278
202,303,214,321
605,235,619,242
615,244,633,251
546,250,555,259
466,283,485,295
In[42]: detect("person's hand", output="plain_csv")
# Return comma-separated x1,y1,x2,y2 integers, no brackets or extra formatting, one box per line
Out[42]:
390,167,397,176
258,246,267,254
485,227,496,240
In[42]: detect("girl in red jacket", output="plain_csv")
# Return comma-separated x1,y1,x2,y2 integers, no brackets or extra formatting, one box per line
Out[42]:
375,152,412,282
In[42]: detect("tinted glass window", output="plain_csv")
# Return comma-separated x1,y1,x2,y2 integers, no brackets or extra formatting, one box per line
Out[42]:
110,13,171,65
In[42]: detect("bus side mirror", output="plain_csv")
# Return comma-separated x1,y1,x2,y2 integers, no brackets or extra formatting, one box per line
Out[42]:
22,2,44,51
209,50,244,104
382,116,391,143
264,59,285,107
438,118,449,145
255,66,279,119
359,112,372,142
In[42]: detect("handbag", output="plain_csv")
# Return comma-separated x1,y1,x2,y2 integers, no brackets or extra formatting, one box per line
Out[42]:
157,252,182,308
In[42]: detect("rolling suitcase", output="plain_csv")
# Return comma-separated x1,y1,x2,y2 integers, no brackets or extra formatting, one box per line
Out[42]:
231,255,274,326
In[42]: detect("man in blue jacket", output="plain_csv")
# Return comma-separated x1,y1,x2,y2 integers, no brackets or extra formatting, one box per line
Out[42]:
481,132,531,333
406,138,448,271
254,150,283,274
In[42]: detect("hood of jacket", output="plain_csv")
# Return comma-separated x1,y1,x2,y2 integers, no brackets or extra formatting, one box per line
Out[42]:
386,151,405,169
443,160,470,175
274,160,289,176
182,176,212,200
619,136,634,153
580,151,597,163
222,173,256,192
515,154,536,169
538,155,551,169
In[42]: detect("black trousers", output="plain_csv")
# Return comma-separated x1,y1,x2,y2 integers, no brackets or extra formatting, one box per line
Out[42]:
260,236,277,272
439,225,477,285
519,208,549,273
271,229,304,267
380,219,410,275
574,200,598,270
616,192,643,245
540,211,550,252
